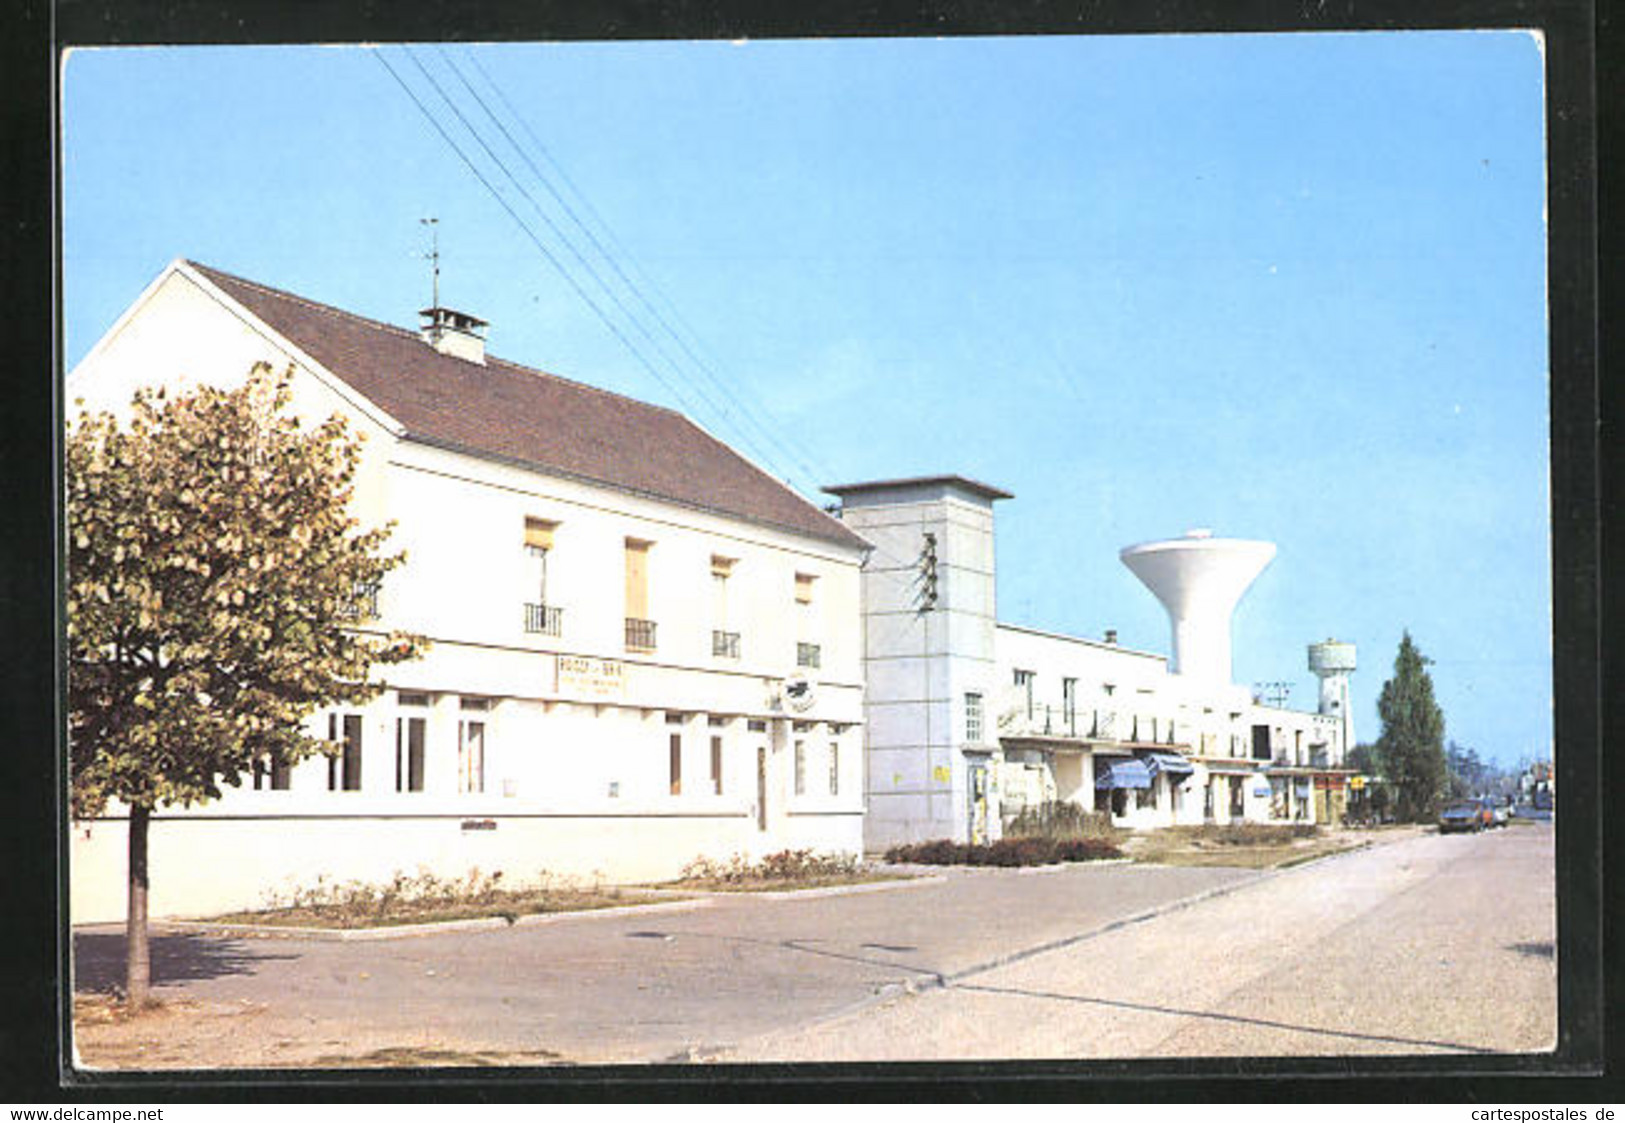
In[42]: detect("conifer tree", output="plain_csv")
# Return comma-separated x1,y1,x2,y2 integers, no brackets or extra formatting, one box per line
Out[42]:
1374,631,1448,822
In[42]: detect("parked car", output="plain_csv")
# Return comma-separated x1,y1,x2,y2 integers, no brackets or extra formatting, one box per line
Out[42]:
1439,800,1492,833
1485,798,1512,828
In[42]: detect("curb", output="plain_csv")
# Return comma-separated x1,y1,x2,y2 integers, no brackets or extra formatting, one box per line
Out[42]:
705,875,946,900
140,895,715,943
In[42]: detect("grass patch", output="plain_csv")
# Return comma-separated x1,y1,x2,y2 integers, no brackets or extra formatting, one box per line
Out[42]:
884,836,1123,867
209,868,665,929
668,849,902,891
1126,823,1358,868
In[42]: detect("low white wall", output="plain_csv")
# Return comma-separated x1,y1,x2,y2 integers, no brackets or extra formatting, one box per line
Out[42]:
70,809,864,925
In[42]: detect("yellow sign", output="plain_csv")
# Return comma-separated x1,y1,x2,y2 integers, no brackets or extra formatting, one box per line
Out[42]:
557,655,626,698
932,765,951,783
1350,775,1367,790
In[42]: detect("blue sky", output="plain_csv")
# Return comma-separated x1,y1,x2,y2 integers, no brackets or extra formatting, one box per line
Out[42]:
61,33,1551,768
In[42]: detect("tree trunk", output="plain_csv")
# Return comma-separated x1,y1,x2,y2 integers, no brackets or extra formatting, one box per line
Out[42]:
126,803,151,1009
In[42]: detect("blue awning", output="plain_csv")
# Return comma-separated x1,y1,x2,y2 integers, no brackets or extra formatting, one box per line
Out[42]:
1141,751,1195,781
1095,759,1152,790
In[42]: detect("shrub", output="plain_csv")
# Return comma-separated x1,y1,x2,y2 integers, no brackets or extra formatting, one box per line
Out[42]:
884,836,1121,866
678,849,865,886
1005,801,1118,840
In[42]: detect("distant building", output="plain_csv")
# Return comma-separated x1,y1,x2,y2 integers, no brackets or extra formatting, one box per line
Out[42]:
68,260,868,923
826,478,1354,848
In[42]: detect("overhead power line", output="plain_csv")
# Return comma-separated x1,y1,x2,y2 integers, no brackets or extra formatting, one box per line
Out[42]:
454,47,839,489
372,44,836,500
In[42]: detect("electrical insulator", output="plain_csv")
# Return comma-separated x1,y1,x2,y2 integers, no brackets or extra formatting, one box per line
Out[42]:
920,532,939,609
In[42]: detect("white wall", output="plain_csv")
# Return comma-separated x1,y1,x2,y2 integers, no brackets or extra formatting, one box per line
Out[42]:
66,262,867,923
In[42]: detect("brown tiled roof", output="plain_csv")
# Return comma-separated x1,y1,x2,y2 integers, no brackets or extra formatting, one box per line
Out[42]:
188,261,865,551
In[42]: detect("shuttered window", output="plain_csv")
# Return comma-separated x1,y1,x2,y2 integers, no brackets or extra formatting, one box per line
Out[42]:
625,539,652,619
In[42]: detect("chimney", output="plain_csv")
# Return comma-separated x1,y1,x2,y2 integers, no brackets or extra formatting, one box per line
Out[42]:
1104,629,1118,645
419,306,488,365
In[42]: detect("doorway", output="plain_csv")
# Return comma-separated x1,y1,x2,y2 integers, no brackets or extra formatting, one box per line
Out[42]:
967,762,988,844
756,745,768,831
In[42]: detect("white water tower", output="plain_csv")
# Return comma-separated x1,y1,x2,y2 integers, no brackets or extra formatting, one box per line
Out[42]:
1308,639,1357,756
1120,529,1276,684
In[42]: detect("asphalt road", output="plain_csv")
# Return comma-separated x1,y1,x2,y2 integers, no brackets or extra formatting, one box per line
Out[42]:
72,824,1554,1067
721,823,1557,1061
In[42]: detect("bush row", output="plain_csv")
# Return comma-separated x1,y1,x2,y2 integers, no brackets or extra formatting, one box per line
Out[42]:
884,836,1122,867
679,849,863,884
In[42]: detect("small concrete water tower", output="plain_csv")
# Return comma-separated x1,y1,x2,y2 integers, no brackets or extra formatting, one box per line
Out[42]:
1120,529,1276,684
1308,639,1357,755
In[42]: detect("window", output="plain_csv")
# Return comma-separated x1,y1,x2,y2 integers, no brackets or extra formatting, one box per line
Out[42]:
795,572,817,664
1136,783,1156,810
1014,669,1036,717
625,538,655,650
965,692,983,743
1062,678,1077,732
710,735,723,795
459,719,485,793
828,742,839,796
747,719,768,733
669,732,683,795
253,751,291,791
396,717,426,792
327,713,362,792
522,518,562,636
711,556,739,658
794,740,806,795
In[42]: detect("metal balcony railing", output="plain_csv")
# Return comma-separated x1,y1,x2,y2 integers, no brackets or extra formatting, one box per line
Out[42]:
625,617,658,651
523,603,563,637
796,642,821,669
712,629,741,658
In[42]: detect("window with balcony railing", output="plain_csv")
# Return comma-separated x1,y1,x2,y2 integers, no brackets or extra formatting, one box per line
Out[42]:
523,603,563,637
712,629,740,659
796,642,821,669
626,617,658,651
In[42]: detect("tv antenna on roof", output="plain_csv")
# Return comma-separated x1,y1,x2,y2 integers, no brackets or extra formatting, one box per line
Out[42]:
418,217,440,309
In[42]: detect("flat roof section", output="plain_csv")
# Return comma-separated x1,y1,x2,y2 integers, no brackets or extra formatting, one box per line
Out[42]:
823,475,1014,502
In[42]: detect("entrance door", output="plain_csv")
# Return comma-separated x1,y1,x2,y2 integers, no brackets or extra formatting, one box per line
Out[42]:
756,745,768,831
1229,776,1245,819
967,763,988,845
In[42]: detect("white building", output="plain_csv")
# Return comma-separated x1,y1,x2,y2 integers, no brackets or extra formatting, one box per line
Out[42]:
69,259,868,924
825,478,1352,847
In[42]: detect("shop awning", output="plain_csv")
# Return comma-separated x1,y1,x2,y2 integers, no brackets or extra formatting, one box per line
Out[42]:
1095,759,1152,790
1140,751,1195,779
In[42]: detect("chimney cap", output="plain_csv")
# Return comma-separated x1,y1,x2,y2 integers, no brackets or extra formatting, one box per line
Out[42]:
419,306,488,334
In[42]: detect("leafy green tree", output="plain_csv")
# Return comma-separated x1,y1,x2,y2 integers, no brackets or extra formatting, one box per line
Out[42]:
1345,742,1390,822
1375,631,1448,822
67,364,423,1007
1346,742,1380,776
1445,740,1490,800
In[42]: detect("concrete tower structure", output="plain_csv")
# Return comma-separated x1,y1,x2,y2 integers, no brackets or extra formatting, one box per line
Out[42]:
1308,639,1357,764
1119,530,1276,685
825,476,1012,850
